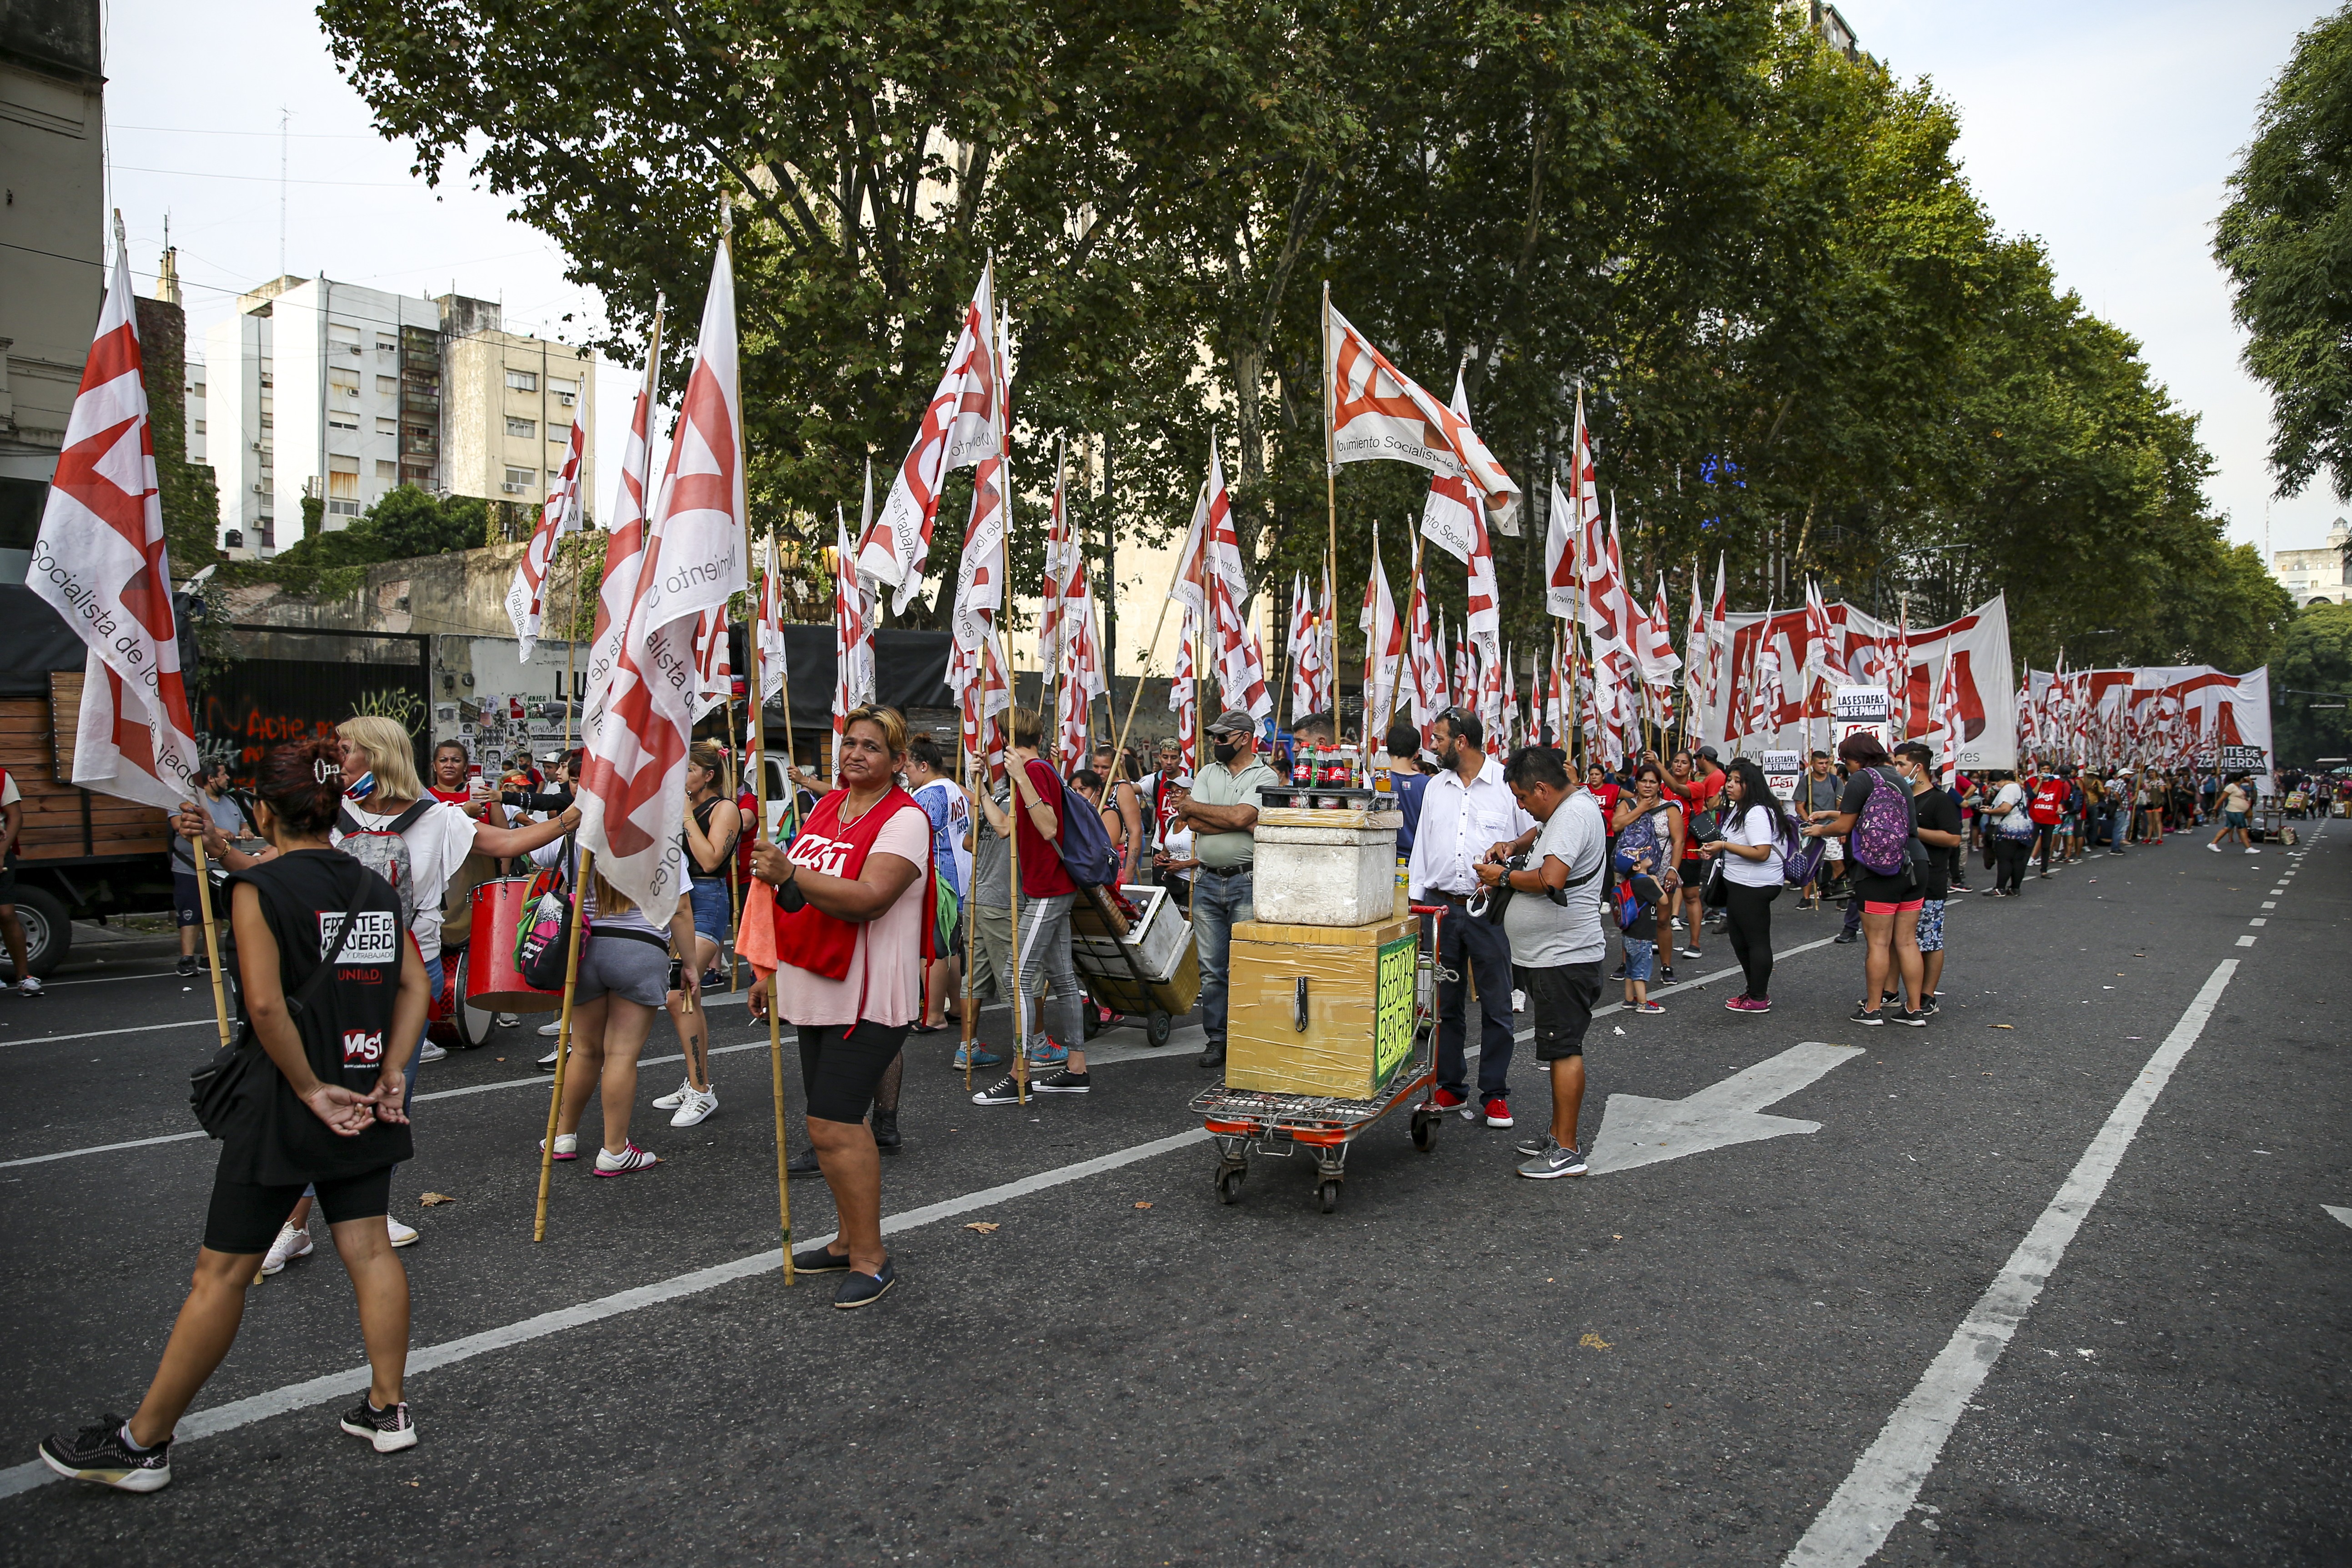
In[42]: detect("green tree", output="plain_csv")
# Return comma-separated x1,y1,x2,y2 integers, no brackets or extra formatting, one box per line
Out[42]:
2270,602,2352,763
2216,4,2352,504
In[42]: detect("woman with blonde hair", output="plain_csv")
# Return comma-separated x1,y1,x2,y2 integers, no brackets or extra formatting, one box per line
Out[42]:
650,742,737,1128
183,714,583,1250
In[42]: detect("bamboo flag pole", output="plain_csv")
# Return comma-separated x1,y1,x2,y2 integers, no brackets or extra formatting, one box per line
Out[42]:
743,522,794,1285
993,281,1029,1106
1322,281,1350,754
533,843,593,1242
188,834,231,1050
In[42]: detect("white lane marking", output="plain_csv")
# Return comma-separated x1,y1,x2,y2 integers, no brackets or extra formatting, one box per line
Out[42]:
0,934,1852,1170
0,1126,1211,1503
0,1019,213,1048
2248,918,2267,926
2237,935,2257,947
1587,1041,1865,1174
1782,959,2239,1568
2261,901,2277,909
2325,1205,2352,1231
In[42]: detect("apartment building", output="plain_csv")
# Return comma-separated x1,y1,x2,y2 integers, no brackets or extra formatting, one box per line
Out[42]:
206,278,595,557
0,0,103,586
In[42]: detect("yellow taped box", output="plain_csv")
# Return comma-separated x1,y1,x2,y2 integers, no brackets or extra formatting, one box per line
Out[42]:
1225,915,1418,1100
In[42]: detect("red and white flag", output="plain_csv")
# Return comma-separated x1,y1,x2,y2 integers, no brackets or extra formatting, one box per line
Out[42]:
1546,391,1598,619
1359,520,1403,738
1639,577,1682,689
1286,574,1315,719
1580,488,1629,663
1803,578,1847,687
1049,459,1107,774
1704,553,1728,714
583,307,665,741
693,606,731,721
945,307,1012,727
506,412,588,661
832,509,878,743
1169,613,1199,775
29,216,202,812
1403,554,1445,738
858,262,1000,613
1683,564,1709,719
578,235,746,920
755,533,790,708
1326,299,1519,528
1933,644,1965,775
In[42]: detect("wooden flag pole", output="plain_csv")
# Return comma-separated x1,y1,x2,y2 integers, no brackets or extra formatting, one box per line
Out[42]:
533,844,593,1242
991,287,1029,1107
1106,481,1199,766
188,834,231,1051
744,520,794,1284
1322,284,1348,754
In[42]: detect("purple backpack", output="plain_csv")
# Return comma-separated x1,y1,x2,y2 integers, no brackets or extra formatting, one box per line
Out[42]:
1850,767,1914,875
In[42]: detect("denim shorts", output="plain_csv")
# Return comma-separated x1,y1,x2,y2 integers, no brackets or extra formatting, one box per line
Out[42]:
1915,899,1946,953
688,877,732,945
1622,936,1655,982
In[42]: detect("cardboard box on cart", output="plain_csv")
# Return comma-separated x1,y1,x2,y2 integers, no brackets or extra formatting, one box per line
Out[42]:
1225,914,1418,1099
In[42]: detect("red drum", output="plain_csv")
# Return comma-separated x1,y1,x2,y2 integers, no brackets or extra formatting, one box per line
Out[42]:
426,947,499,1048
466,874,565,1012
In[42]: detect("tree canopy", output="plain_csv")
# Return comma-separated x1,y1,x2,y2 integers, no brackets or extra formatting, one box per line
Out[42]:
321,0,2287,675
2218,2,2352,507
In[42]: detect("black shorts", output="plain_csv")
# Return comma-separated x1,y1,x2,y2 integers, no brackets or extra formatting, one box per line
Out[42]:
203,1164,394,1255
798,1019,910,1124
174,869,203,926
1515,961,1601,1062
1847,867,1916,906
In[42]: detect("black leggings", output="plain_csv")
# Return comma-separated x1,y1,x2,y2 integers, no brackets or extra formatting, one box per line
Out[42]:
1722,883,1779,1001
1994,838,2030,894
797,1020,910,1124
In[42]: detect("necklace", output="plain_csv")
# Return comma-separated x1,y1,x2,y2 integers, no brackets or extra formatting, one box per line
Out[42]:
836,787,887,828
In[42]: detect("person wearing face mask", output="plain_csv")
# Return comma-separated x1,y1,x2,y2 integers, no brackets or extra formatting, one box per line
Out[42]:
1169,710,1280,1071
1407,708,1536,1130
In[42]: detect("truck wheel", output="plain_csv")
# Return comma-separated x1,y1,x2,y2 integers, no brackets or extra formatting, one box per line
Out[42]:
4,886,71,979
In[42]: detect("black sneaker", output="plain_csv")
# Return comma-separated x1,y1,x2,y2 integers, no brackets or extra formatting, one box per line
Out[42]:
869,1109,901,1153
1921,994,1941,1016
789,1239,856,1274
786,1146,822,1178
338,1398,417,1453
1658,965,1674,985
1849,1004,1885,1026
972,1073,1027,1105
1893,1008,1928,1027
38,1416,171,1492
1032,1068,1091,1094
1608,963,1627,981
833,1257,896,1310
1833,932,1860,945
176,955,197,977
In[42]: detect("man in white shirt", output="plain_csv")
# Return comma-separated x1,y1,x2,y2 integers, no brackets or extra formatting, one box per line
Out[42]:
1407,708,1535,1128
1478,745,1607,1176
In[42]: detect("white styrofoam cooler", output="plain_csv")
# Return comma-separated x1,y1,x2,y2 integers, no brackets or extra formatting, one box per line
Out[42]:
1070,884,1189,984
1251,821,1401,927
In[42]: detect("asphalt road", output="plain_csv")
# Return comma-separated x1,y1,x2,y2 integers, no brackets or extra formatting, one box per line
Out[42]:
0,822,2343,1565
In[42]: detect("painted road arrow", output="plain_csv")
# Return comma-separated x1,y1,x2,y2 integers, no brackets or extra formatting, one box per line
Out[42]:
1587,1041,1865,1175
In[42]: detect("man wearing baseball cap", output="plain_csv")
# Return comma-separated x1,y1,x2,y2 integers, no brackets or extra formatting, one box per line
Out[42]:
1170,710,1280,1070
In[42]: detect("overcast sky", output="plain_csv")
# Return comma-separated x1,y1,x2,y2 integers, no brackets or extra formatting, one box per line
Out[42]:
97,0,2349,556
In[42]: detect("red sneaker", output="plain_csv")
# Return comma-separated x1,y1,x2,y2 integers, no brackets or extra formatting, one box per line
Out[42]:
1432,1087,1469,1113
1482,1096,1513,1128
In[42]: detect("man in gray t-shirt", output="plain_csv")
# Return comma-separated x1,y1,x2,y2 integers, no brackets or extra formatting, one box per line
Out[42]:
1478,747,1607,1179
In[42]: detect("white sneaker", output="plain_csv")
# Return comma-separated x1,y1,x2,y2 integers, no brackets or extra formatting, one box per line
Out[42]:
259,1221,313,1276
385,1216,419,1247
669,1086,719,1128
593,1142,659,1177
495,1013,521,1028
538,1020,565,1037
537,1044,563,1070
415,1040,448,1064
2244,847,2260,855
539,1133,578,1161
651,1075,696,1110
2207,843,2222,853
16,976,42,996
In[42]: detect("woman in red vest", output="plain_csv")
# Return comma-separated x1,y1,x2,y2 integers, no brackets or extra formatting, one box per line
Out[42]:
748,705,932,1310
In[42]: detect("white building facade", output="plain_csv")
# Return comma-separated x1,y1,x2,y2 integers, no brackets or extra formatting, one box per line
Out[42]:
2271,518,2351,608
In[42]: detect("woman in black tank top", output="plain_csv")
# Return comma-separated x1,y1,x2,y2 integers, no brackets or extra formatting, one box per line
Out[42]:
36,738,433,1490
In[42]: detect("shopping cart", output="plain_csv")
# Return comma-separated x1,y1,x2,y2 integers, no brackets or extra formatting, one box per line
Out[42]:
1187,905,1446,1214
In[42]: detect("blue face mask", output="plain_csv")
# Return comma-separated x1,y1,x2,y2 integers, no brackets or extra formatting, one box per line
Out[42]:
346,771,376,802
